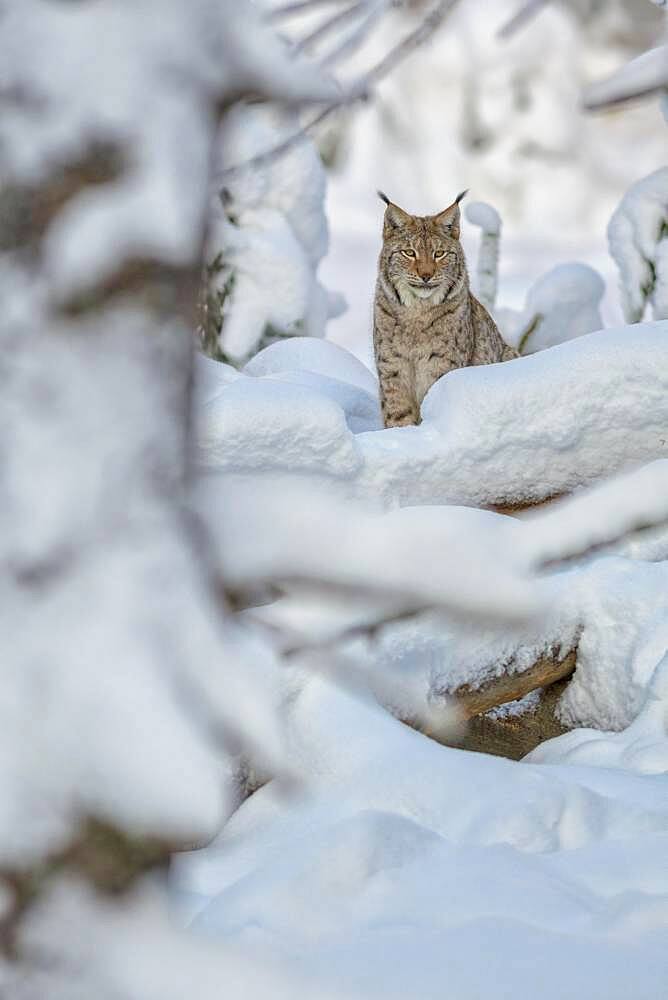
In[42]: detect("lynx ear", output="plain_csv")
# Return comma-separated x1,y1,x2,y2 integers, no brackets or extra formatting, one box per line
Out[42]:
378,190,411,231
433,189,468,239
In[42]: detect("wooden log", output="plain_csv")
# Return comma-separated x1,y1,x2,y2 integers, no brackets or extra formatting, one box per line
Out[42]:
417,649,577,760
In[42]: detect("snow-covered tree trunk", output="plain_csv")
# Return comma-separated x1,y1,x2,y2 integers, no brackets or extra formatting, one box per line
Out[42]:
464,200,501,312
0,0,335,990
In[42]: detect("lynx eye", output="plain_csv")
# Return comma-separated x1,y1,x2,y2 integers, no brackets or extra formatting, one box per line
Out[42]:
433,249,446,260
401,249,416,258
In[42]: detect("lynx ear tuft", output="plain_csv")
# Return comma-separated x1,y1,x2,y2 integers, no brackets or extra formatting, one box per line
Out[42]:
379,193,411,230
433,191,467,239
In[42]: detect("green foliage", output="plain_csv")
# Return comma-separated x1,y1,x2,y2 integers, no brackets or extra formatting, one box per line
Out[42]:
198,251,235,363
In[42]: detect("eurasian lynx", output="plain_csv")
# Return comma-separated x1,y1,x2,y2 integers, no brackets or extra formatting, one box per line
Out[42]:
373,191,517,428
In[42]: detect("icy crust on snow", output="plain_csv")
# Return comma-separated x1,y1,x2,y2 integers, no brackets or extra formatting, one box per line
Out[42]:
172,672,668,1000
198,322,668,507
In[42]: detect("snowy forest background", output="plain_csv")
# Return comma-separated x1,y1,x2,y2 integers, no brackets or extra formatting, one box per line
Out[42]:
1,1,668,998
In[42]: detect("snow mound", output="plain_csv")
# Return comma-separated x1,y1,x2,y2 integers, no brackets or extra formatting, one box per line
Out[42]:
244,336,378,395
500,262,605,353
173,672,668,1000
194,352,241,405
261,370,381,434
198,322,668,509
197,378,360,476
369,322,668,506
529,652,668,773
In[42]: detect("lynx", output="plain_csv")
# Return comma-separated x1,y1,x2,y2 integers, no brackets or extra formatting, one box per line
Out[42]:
373,191,517,428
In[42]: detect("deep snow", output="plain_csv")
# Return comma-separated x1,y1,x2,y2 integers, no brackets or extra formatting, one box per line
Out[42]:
181,317,668,998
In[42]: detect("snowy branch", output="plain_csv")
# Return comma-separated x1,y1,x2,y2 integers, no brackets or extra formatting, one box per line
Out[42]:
583,44,668,111
269,0,350,21
522,459,668,569
496,0,551,40
293,0,372,55
217,0,462,181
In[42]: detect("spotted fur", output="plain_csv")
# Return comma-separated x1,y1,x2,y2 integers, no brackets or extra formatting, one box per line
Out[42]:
373,191,517,428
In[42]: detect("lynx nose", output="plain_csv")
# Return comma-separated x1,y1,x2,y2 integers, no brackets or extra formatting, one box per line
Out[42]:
421,273,432,284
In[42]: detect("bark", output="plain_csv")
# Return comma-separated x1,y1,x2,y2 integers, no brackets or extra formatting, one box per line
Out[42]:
416,649,577,759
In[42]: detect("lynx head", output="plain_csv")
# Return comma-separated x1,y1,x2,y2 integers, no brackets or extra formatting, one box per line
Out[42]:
378,190,468,306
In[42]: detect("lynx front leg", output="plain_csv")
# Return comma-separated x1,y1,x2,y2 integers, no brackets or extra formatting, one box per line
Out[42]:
414,353,456,409
378,365,419,427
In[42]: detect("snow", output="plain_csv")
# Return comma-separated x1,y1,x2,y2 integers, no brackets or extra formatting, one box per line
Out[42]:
171,668,668,1000
193,345,668,734
464,199,501,311
207,103,339,363
519,458,668,569
244,336,378,395
194,353,241,404
181,7,668,996
0,1,339,308
320,0,666,362
465,199,501,235
199,322,668,508
529,653,668,773
583,44,668,110
608,167,668,323
499,262,605,353
197,377,361,475
201,485,546,630
4,1,668,997
487,688,542,719
296,544,668,735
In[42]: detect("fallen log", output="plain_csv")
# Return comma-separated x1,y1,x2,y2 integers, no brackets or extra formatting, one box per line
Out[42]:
418,648,577,760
